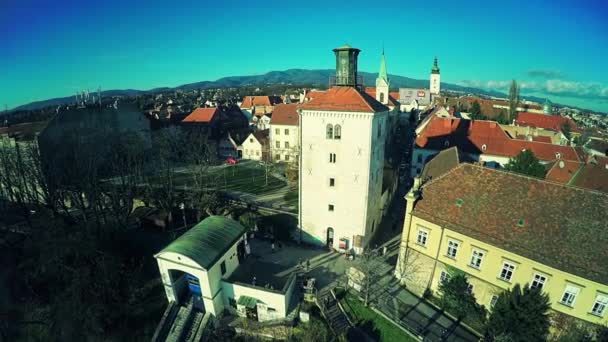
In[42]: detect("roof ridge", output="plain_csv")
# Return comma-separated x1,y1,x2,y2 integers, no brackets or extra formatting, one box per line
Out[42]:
470,162,608,197
420,162,467,189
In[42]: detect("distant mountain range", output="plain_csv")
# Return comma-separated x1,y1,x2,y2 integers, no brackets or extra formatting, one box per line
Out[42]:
6,69,572,112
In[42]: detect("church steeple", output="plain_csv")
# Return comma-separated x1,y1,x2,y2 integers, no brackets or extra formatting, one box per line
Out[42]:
431,56,440,74
376,49,390,105
378,49,389,84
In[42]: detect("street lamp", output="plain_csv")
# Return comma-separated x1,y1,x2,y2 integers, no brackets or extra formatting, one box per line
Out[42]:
179,202,187,228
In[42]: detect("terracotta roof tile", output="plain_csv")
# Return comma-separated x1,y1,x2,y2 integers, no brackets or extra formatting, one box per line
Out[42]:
545,160,582,184
413,163,608,284
182,107,219,123
516,112,580,133
420,147,463,183
240,96,283,108
270,103,299,126
571,156,608,193
300,87,389,113
415,116,582,162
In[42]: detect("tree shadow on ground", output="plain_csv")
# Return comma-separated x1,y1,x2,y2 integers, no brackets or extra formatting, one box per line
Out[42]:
358,320,381,341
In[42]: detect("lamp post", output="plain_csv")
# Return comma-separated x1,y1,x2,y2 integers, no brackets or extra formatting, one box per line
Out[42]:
179,202,187,228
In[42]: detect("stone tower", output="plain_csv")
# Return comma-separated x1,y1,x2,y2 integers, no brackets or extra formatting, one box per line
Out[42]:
430,57,441,96
376,50,390,105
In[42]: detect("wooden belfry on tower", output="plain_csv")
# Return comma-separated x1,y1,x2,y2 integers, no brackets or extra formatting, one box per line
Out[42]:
330,45,363,89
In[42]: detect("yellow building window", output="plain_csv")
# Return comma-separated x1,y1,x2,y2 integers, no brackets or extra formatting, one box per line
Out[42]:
560,285,580,307
499,262,516,282
489,295,499,308
469,250,484,269
531,274,547,291
591,295,607,317
416,229,429,246
446,240,459,258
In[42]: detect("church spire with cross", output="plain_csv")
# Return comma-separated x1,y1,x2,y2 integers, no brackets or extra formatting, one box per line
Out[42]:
376,49,390,104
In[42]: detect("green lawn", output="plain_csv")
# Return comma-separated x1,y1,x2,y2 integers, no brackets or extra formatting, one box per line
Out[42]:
146,164,286,195
341,292,417,342
209,164,286,194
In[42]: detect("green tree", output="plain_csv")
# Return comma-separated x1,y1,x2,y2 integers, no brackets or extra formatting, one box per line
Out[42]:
561,120,572,142
508,80,520,122
484,284,550,342
504,150,546,178
470,100,482,120
438,271,485,320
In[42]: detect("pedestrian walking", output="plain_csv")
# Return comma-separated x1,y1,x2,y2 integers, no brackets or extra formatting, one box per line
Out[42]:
383,245,388,256
271,242,275,253
252,276,257,286
306,259,311,272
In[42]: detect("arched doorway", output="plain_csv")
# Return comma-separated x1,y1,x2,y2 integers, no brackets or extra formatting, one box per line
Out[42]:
326,227,334,248
169,269,205,311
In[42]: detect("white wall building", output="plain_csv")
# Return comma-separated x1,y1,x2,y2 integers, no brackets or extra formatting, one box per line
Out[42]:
155,216,297,322
240,130,269,161
299,45,389,253
269,103,300,163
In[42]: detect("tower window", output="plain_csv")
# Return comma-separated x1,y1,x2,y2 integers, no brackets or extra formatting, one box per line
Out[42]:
380,93,385,103
329,153,336,163
328,204,334,212
326,124,334,139
329,178,335,187
334,125,341,139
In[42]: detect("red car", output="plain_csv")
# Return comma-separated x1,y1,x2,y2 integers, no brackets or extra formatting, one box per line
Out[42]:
226,157,238,165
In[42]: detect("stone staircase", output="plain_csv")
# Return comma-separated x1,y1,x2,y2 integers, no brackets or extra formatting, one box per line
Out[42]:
319,289,351,337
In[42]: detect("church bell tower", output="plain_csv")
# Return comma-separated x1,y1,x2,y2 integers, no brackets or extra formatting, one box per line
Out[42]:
430,56,441,96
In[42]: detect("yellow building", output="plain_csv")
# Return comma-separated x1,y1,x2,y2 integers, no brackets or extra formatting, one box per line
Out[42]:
395,163,608,328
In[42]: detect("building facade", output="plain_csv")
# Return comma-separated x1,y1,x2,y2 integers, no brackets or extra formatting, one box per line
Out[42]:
269,103,299,163
240,130,269,161
299,45,389,252
396,164,608,327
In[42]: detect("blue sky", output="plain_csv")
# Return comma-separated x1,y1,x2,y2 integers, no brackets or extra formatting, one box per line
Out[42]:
1,0,607,111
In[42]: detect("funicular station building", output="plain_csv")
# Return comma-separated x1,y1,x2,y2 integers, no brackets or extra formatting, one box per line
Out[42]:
154,216,297,323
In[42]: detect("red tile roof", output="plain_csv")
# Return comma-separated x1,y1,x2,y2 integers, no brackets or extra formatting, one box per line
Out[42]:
571,156,608,193
545,160,582,184
300,87,388,113
515,112,580,133
415,116,582,162
182,107,219,123
270,103,299,126
413,163,608,284
363,87,400,106
240,96,283,108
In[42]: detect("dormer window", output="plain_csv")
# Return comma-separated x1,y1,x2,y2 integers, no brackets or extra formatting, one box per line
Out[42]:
482,144,487,151
555,152,561,159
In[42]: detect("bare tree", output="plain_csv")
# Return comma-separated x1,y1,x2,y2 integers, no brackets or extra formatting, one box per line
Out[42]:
102,132,146,229
142,128,186,229
349,250,387,306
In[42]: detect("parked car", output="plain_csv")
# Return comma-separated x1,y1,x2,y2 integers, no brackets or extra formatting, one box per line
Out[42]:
226,157,238,165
